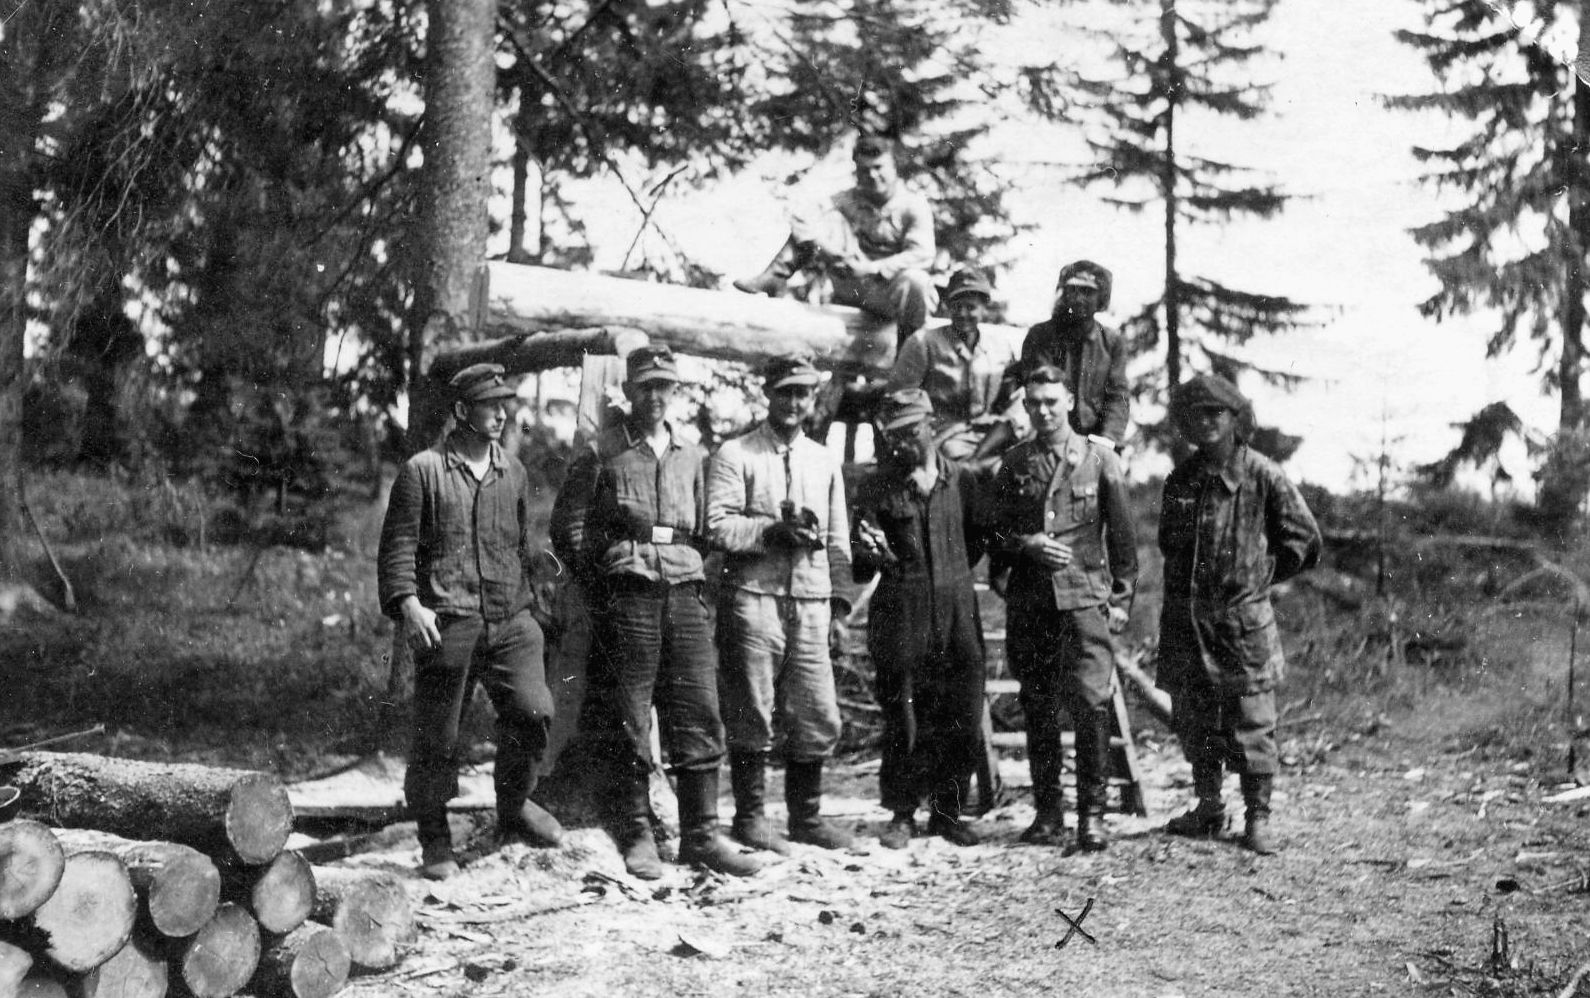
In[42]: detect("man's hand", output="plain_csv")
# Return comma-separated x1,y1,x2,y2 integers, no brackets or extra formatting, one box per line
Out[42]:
1106,604,1130,634
855,520,896,563
1021,533,1073,572
400,596,442,652
764,520,819,551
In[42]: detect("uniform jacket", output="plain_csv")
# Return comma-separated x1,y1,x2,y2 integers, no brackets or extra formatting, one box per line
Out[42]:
851,454,985,594
1016,318,1131,443
706,422,856,604
378,436,535,622
987,431,1138,614
549,421,708,585
887,322,1019,430
831,186,936,279
1156,444,1322,696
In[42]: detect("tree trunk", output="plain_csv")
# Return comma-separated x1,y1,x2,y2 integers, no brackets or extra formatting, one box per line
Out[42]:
308,867,412,971
249,923,349,998
1159,0,1182,390
76,933,168,998
52,829,220,939
31,851,136,973
5,752,293,866
174,903,260,998
220,850,313,935
0,819,65,920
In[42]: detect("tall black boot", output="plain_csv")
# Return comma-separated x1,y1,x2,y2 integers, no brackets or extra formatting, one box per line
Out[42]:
1166,759,1227,837
1240,773,1277,855
612,766,662,880
677,768,763,876
1074,707,1112,853
495,717,563,847
729,751,788,854
733,236,809,296
786,760,854,849
1021,699,1068,845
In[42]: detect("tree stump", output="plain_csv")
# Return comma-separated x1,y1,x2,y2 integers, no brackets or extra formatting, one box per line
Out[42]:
53,829,220,939
0,940,31,996
221,851,313,935
75,932,167,998
173,902,259,998
30,851,136,973
309,867,412,971
4,753,293,866
250,923,349,998
0,819,65,920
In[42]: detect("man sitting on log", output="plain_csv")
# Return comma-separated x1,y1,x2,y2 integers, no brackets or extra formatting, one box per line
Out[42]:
378,363,564,881
706,354,858,856
734,135,937,350
550,346,760,880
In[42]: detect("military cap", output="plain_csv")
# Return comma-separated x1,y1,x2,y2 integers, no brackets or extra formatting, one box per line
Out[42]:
762,354,822,390
625,345,681,385
853,135,897,161
449,363,518,405
876,388,934,431
944,267,994,304
1055,259,1113,310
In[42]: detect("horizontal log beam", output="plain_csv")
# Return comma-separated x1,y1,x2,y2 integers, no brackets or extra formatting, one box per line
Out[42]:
428,326,651,381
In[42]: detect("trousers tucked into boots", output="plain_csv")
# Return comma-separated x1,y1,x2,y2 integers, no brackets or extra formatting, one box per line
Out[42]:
1073,706,1112,852
785,759,854,849
1165,759,1227,837
677,767,763,876
616,766,663,881
1241,773,1276,855
729,751,788,854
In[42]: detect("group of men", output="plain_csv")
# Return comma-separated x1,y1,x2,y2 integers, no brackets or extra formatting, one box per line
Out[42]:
376,135,1324,883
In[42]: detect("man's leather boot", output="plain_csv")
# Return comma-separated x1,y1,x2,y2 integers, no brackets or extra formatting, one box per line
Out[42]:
729,751,789,855
417,813,459,881
499,798,565,848
495,718,561,846
1074,707,1111,853
677,767,764,877
1166,760,1227,837
1020,787,1067,845
785,759,854,849
1240,773,1277,855
733,236,808,297
616,770,663,881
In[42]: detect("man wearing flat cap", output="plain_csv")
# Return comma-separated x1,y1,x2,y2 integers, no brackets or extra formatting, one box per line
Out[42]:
1157,373,1321,855
735,135,937,348
551,346,759,879
378,363,563,881
706,354,858,854
887,266,1022,463
850,388,988,849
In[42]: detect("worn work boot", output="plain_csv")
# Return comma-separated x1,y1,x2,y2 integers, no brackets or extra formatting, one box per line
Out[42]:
1073,707,1112,853
1241,773,1277,855
729,751,790,855
733,236,808,297
927,812,980,847
1020,787,1067,846
614,771,664,880
677,768,764,877
1165,761,1227,838
499,798,565,849
417,814,459,881
785,760,855,849
878,812,916,850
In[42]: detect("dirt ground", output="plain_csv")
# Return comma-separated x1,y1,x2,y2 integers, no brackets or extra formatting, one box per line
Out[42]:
322,731,1590,998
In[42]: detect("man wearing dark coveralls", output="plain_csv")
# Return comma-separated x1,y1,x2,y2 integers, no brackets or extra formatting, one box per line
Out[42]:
987,365,1137,852
707,354,857,854
851,389,986,848
550,346,760,880
378,363,564,881
1157,373,1321,855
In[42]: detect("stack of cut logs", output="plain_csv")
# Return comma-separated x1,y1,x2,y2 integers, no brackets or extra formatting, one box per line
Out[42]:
0,752,415,998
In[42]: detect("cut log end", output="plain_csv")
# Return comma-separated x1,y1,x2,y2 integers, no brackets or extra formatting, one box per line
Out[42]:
311,868,413,971
32,851,136,973
252,923,350,998
142,845,222,939
0,819,66,920
0,940,33,996
179,902,260,998
226,773,294,866
245,851,314,935
77,933,168,998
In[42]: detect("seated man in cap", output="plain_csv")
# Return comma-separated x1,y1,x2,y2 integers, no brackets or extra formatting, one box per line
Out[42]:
706,354,858,854
550,346,760,880
378,363,563,881
887,266,1022,463
734,135,937,349
1157,373,1321,855
850,389,987,849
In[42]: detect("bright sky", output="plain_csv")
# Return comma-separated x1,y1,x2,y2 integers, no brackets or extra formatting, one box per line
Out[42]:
494,0,1562,496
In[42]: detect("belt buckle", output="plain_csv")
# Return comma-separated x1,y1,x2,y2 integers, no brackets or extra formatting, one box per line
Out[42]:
650,525,675,545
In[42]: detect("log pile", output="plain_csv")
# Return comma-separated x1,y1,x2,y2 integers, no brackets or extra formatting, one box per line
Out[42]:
0,753,417,998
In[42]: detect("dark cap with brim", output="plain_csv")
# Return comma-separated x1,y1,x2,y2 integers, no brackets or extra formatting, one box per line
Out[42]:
1170,373,1251,417
944,267,994,303
450,363,518,405
763,354,822,390
877,388,934,431
626,345,681,385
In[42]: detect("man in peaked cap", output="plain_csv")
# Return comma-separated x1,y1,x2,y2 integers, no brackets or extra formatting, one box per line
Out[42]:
850,388,988,849
1156,373,1321,855
378,363,563,881
734,135,938,348
551,345,761,880
706,354,858,854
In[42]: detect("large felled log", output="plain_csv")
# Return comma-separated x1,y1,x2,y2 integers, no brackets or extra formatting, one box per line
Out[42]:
31,851,136,973
0,819,65,920
4,753,293,866
0,941,31,996
249,923,349,998
174,903,259,998
220,851,313,935
427,326,650,381
75,932,167,998
54,829,220,939
309,867,412,971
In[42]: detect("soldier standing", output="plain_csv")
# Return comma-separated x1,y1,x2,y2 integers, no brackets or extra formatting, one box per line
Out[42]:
1157,374,1321,855
707,355,857,854
851,389,987,848
987,366,1137,852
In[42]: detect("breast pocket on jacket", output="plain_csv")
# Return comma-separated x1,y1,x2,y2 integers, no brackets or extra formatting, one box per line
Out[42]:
1071,483,1100,524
